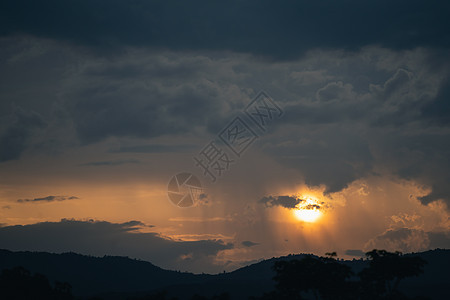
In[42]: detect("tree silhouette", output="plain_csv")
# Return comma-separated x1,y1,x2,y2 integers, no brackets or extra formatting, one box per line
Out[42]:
359,249,427,299
0,266,73,300
190,292,229,300
128,291,229,300
254,250,428,300
272,254,353,300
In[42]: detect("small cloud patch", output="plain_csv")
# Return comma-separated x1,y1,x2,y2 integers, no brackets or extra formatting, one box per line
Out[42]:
17,195,79,203
241,241,259,248
259,195,301,209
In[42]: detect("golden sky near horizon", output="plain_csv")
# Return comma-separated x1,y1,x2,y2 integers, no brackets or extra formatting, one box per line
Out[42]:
1,139,448,273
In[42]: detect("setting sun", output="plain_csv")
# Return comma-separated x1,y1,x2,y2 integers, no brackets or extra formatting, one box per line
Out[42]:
293,196,323,222
294,208,322,222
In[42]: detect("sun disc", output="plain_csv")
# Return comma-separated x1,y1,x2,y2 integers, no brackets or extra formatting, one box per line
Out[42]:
294,208,322,223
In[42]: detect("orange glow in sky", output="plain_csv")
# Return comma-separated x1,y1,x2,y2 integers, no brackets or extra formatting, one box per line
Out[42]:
293,195,323,223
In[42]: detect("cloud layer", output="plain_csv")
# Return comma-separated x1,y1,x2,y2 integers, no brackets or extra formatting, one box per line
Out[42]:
1,1,449,59
0,219,233,273
0,39,449,206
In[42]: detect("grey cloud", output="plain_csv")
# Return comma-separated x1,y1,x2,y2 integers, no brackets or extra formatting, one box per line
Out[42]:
417,187,450,206
2,35,450,208
370,68,413,98
0,219,233,273
120,220,155,228
0,106,46,162
62,54,237,145
290,70,332,86
316,81,355,102
364,228,432,253
265,128,374,193
421,75,450,126
265,58,450,199
282,68,421,128
371,131,450,206
259,195,301,209
428,231,450,249
111,144,196,154
16,195,79,203
241,241,259,248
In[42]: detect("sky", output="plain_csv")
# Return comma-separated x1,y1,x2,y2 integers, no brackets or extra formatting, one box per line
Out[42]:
0,0,450,274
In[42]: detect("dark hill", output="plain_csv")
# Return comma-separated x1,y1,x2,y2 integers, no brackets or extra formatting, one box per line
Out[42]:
1,249,449,299
0,249,207,297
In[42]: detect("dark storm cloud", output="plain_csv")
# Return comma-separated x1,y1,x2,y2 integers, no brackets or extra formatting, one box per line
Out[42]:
1,33,449,207
264,60,450,200
259,195,301,209
370,131,450,206
417,186,450,206
1,1,449,59
62,54,231,144
241,241,259,248
421,75,450,126
264,128,374,193
79,159,140,167
0,106,46,162
67,86,220,145
16,195,79,203
0,219,233,273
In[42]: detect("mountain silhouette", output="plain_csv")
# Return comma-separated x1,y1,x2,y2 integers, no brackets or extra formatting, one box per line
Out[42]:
0,249,449,299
